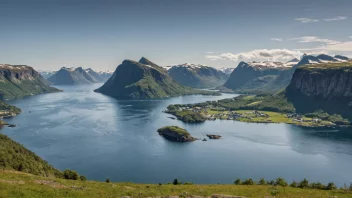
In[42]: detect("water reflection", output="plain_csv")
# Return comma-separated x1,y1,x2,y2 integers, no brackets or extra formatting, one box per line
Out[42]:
2,84,352,186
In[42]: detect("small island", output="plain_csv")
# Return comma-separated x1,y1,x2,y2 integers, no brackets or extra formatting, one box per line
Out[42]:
157,126,197,142
206,134,222,139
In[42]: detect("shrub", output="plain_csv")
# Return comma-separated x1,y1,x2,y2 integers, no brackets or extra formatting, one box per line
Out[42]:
269,187,279,196
267,180,275,185
234,178,242,185
63,170,79,180
80,175,87,181
173,178,181,185
298,178,309,188
290,181,297,188
275,177,287,187
326,182,337,190
242,178,255,185
258,178,266,185
310,182,325,189
106,179,110,183
184,182,193,185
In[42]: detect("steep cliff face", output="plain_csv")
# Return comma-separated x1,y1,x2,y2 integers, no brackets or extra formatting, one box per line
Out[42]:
286,61,352,117
0,64,59,99
167,63,229,88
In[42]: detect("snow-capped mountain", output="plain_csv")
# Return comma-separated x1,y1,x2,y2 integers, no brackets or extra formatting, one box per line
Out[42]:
166,63,229,88
219,67,235,75
47,67,113,85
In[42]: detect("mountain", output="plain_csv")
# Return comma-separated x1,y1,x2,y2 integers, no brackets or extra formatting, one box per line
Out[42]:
97,70,114,81
85,68,113,82
0,64,60,99
286,60,352,119
95,58,219,99
222,61,292,93
219,67,235,75
39,71,56,79
48,67,112,85
167,63,229,88
48,67,95,85
223,54,349,94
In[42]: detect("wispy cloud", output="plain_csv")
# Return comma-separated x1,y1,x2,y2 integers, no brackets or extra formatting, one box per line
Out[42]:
270,38,283,42
291,36,341,45
206,52,215,54
205,49,302,62
323,16,347,22
349,36,352,39
294,17,319,23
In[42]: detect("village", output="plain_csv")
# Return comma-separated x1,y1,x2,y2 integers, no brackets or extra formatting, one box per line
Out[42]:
167,104,333,126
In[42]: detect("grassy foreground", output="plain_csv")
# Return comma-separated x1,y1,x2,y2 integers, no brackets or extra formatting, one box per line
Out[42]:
0,171,351,198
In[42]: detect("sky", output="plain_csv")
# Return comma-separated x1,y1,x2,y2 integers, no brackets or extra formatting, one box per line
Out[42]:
0,0,351,71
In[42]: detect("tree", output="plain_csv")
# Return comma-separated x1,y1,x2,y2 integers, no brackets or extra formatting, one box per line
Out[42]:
275,177,287,187
298,178,309,188
173,178,180,185
326,182,337,190
310,182,325,189
63,169,79,180
258,178,266,185
106,178,110,183
242,178,255,185
234,178,242,185
17,163,24,171
290,181,297,188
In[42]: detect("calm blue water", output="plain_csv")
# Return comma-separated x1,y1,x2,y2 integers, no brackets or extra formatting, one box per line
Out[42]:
2,83,352,186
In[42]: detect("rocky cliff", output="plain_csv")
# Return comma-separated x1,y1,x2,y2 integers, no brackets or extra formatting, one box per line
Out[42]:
0,64,60,99
286,61,352,118
167,63,229,88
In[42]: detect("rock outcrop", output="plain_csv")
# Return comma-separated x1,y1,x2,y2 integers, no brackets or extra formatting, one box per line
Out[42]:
286,61,352,118
0,64,60,99
157,126,197,142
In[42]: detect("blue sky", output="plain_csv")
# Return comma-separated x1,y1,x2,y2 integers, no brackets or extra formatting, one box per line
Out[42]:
0,0,351,71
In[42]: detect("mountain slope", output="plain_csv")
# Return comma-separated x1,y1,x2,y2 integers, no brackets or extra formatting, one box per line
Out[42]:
95,58,218,99
0,64,60,99
167,63,229,88
0,134,62,177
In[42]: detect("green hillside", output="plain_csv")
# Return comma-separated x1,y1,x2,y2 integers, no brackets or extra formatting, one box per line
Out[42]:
0,134,62,178
95,58,219,99
0,65,60,99
0,170,351,198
